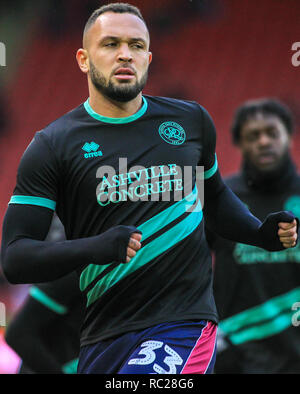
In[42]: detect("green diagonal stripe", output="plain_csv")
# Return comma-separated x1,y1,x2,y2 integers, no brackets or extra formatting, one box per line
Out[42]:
220,287,300,341
9,195,56,211
80,263,111,293
137,186,198,240
86,201,203,307
62,358,79,374
29,286,68,314
228,311,295,345
204,153,218,179
80,186,199,292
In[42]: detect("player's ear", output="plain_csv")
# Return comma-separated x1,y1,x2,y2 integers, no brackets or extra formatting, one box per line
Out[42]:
148,52,152,65
76,48,89,74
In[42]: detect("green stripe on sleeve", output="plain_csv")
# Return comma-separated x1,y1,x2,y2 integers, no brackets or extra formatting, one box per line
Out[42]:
220,287,300,335
9,195,56,211
228,311,294,345
29,286,68,315
220,287,300,344
204,153,218,179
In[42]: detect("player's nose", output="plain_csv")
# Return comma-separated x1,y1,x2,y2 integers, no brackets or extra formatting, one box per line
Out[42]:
257,133,272,147
117,44,133,62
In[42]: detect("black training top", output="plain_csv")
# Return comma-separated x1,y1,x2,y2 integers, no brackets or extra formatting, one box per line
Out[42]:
9,95,219,346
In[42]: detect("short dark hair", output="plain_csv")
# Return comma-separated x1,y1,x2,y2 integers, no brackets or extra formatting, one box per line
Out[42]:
83,3,146,39
231,98,294,144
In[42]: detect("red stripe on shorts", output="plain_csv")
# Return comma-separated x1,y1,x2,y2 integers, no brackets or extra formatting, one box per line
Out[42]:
181,321,217,374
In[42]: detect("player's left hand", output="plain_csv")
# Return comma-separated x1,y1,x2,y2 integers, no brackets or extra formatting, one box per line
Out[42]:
278,219,298,248
259,211,299,251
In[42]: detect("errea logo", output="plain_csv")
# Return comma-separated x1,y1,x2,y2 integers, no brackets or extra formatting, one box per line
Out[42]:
82,142,103,159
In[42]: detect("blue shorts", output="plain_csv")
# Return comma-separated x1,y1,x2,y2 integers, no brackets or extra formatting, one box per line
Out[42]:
78,320,217,374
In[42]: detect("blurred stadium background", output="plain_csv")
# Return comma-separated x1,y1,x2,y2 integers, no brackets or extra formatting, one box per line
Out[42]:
0,0,300,373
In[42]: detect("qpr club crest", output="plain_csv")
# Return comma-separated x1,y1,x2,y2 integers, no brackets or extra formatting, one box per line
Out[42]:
158,121,186,145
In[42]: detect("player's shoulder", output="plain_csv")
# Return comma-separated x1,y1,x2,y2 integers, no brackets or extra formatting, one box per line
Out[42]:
37,102,86,143
224,172,244,190
145,95,208,117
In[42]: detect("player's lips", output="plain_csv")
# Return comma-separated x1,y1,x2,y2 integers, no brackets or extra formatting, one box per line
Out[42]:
256,152,277,164
114,68,136,80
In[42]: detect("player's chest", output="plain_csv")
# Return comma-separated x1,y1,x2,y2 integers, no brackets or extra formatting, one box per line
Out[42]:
60,122,203,192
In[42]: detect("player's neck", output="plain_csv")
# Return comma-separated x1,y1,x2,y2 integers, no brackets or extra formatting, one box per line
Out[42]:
88,92,143,119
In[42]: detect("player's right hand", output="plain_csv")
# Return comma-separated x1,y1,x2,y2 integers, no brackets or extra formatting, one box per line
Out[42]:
126,232,142,263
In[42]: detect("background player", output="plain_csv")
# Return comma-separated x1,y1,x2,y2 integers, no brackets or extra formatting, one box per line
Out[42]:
1,3,298,374
207,98,300,373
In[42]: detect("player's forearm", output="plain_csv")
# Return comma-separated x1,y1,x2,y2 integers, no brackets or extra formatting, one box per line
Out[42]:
1,226,136,284
204,171,297,251
204,171,262,246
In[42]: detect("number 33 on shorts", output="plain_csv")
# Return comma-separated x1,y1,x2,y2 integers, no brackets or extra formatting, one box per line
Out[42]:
117,320,217,374
125,340,183,374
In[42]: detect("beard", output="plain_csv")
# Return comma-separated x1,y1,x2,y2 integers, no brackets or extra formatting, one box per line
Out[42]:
89,60,148,102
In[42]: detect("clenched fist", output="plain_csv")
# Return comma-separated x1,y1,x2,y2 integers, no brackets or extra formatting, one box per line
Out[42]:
278,219,298,248
126,232,142,263
258,211,298,251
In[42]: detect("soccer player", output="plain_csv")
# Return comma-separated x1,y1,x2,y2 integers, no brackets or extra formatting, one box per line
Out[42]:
1,3,298,374
4,215,85,374
207,98,300,374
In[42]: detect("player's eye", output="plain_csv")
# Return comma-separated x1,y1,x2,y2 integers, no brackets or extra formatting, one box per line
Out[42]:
131,42,144,49
266,128,279,139
246,132,259,142
105,42,117,47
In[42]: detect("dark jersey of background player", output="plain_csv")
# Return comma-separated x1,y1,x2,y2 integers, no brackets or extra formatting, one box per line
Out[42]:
5,215,85,374
206,99,300,373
